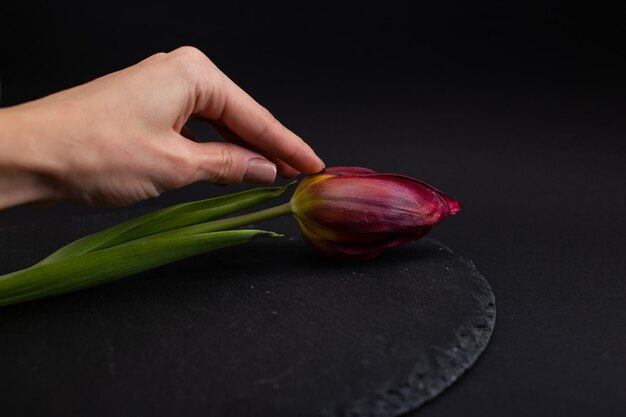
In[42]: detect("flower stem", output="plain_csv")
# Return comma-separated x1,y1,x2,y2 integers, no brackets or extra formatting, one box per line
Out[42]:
196,201,294,231
128,201,294,243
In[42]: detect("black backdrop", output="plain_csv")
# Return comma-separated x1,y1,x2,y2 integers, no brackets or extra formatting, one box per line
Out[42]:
1,1,625,416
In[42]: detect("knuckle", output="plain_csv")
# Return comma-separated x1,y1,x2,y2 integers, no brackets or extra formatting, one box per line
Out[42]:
284,143,303,162
169,46,217,90
173,46,210,66
253,108,282,141
261,107,278,125
213,146,239,184
174,45,201,57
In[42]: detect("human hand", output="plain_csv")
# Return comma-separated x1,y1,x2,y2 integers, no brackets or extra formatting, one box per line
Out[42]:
0,46,324,208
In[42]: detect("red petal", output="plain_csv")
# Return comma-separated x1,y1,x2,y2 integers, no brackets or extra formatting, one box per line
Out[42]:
298,175,454,236
299,223,432,261
442,195,462,215
297,219,385,261
323,166,378,176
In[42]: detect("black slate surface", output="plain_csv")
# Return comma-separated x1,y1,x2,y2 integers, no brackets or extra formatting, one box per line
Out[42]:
0,212,494,417
2,4,626,413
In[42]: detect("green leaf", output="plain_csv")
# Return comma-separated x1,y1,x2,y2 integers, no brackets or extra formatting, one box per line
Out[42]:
40,181,295,264
134,202,294,244
0,229,280,307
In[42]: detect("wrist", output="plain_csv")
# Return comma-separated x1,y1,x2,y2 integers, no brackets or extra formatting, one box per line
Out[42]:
0,106,59,209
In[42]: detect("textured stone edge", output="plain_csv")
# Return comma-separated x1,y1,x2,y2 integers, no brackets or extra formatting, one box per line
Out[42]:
327,241,496,417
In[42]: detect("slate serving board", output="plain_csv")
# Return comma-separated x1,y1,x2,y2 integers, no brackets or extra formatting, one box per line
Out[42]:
0,210,495,417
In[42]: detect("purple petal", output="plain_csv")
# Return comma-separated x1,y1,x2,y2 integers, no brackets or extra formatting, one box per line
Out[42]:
298,175,455,235
297,219,385,261
323,166,378,176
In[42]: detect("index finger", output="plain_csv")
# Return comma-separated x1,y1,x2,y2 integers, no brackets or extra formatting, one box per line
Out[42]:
193,63,325,174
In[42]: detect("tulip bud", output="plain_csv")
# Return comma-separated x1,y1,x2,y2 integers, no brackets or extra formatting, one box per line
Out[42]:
291,167,461,261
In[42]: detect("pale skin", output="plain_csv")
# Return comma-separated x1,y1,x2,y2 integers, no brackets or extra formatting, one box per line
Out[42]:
0,46,325,209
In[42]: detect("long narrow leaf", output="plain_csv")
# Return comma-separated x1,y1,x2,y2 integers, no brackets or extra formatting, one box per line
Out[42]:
40,182,294,264
131,202,294,244
0,229,279,307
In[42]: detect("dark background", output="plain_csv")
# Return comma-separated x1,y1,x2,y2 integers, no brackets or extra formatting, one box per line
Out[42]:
1,1,625,416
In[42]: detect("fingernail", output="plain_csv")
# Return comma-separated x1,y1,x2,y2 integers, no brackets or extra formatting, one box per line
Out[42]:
244,158,277,184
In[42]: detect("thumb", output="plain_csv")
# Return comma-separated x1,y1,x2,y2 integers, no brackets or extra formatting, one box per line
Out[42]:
190,141,277,185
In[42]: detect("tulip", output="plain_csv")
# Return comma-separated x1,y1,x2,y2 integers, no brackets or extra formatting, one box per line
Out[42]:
290,167,461,261
0,168,461,306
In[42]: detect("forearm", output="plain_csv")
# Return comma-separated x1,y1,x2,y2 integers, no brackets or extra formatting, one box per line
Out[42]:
0,106,57,209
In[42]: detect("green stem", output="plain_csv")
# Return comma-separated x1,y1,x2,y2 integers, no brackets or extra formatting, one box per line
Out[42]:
129,202,294,244
195,201,294,231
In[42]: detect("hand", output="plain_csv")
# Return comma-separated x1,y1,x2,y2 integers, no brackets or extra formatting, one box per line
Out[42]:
0,46,324,209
